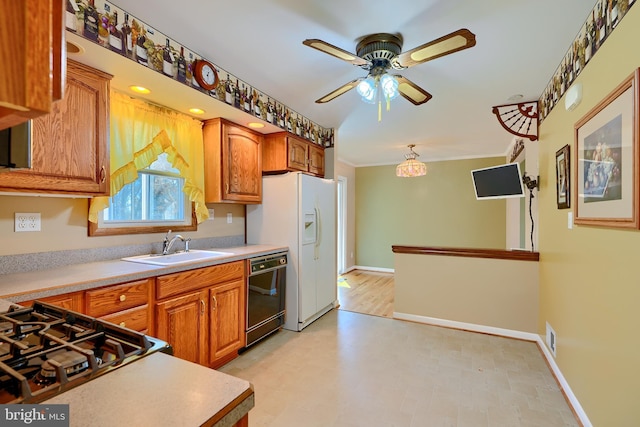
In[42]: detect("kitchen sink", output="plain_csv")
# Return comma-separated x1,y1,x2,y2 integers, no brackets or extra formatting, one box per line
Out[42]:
121,250,233,266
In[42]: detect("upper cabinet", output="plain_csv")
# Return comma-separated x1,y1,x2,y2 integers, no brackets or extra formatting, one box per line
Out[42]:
0,60,112,195
0,0,65,130
203,118,262,204
263,132,325,177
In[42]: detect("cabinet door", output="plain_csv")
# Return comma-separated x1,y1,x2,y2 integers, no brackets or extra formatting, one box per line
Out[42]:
0,60,111,195
209,279,246,368
203,118,262,203
0,0,64,130
223,123,262,202
308,144,325,177
156,290,208,365
287,136,309,172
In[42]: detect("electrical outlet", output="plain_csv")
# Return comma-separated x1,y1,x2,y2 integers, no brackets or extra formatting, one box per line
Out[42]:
227,213,233,224
207,208,215,221
15,213,41,232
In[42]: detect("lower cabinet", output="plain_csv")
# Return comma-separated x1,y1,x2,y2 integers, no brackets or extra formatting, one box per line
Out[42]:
85,278,152,333
156,290,209,365
209,279,246,367
155,261,246,368
15,261,246,369
20,291,85,312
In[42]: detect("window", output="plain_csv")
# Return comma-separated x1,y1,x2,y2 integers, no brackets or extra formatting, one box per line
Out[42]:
90,153,196,236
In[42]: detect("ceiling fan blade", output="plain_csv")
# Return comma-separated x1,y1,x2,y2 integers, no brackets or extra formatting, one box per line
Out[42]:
315,78,364,103
394,76,433,105
303,39,370,67
395,29,476,68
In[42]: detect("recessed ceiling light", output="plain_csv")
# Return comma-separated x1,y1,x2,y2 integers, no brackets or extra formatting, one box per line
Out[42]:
129,85,151,94
189,108,205,114
66,41,84,55
247,122,265,129
508,94,524,102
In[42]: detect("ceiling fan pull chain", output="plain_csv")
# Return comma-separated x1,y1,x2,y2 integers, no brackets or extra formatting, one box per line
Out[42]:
378,100,382,122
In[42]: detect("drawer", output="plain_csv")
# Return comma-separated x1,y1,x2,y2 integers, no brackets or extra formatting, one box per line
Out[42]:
100,304,149,332
156,261,244,300
86,279,151,317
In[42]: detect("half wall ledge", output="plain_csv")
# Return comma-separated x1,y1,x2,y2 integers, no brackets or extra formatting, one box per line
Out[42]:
391,245,539,262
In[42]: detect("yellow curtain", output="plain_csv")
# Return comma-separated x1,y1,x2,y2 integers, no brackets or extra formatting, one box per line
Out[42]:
89,91,208,223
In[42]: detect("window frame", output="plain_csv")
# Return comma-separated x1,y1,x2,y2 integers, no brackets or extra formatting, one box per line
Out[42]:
88,156,198,237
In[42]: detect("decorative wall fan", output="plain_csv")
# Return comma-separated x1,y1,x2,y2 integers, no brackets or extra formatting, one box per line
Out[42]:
303,29,476,108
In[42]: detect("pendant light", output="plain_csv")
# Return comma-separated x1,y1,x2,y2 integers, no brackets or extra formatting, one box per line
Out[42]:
396,144,427,177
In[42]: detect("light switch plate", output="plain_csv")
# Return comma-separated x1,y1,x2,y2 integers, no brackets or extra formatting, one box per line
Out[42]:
567,212,573,229
207,208,215,221
227,213,232,224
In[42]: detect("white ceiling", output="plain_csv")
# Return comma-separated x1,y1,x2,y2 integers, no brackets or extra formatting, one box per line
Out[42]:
69,0,597,166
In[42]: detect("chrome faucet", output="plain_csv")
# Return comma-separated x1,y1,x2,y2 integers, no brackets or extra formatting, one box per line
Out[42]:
162,230,191,255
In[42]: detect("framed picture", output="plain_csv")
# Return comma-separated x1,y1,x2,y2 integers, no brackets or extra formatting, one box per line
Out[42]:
574,69,640,228
555,145,570,209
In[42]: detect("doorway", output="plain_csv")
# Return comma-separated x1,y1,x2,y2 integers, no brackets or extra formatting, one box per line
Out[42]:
337,175,347,275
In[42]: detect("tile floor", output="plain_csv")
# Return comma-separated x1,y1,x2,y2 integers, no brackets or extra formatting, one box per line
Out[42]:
220,310,579,427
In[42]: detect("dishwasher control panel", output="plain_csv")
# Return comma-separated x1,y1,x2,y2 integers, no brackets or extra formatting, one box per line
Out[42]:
249,252,287,275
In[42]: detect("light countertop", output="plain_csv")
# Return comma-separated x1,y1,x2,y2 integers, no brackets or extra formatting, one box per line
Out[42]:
0,244,287,302
45,352,254,427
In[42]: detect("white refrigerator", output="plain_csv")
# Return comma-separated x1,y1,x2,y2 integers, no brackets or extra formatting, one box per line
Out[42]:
247,172,337,331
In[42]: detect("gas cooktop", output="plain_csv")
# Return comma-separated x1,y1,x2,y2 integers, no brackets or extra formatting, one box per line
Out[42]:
0,301,171,404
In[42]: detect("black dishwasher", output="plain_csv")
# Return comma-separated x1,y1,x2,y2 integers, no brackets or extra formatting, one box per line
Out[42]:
245,251,287,348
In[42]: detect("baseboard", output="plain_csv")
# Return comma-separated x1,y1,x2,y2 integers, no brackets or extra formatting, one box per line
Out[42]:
393,311,592,427
351,265,395,273
535,335,592,427
392,312,539,341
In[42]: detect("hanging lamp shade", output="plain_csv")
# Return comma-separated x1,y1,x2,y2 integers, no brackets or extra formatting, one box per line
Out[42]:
396,144,427,177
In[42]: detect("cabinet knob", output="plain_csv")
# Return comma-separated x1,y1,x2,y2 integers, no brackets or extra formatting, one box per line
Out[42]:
119,294,126,302
119,321,126,327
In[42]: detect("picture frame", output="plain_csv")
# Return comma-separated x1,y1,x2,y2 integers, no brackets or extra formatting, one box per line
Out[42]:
573,69,640,228
555,144,570,209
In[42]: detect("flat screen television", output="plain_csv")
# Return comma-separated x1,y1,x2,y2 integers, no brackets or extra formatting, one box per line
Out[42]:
471,162,525,200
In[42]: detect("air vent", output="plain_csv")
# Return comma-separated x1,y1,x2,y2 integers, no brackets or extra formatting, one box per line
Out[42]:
546,322,557,357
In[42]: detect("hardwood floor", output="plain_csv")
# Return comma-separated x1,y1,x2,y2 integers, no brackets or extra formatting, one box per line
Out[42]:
337,269,394,318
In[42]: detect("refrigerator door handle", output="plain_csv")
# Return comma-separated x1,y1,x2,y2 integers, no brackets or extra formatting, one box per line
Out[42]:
314,207,321,260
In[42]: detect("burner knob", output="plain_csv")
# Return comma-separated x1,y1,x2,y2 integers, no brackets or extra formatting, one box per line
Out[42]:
119,295,126,302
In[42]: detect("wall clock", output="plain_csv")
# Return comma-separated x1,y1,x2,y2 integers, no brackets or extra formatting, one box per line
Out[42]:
193,59,219,91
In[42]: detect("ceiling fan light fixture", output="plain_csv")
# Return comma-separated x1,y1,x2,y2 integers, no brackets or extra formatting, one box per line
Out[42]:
396,144,427,177
356,76,377,103
380,74,399,100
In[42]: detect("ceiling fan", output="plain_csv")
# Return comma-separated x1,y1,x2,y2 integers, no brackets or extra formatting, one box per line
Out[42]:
303,29,476,106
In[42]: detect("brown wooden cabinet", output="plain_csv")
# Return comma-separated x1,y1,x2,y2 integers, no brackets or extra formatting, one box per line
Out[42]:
0,60,111,195
155,289,209,365
209,278,246,368
203,118,262,203
20,291,85,312
0,0,65,130
262,132,325,177
155,261,246,368
85,278,152,333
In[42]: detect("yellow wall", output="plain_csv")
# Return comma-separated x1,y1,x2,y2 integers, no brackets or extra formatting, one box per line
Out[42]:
538,6,640,425
355,158,507,269
0,194,245,256
395,253,539,333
